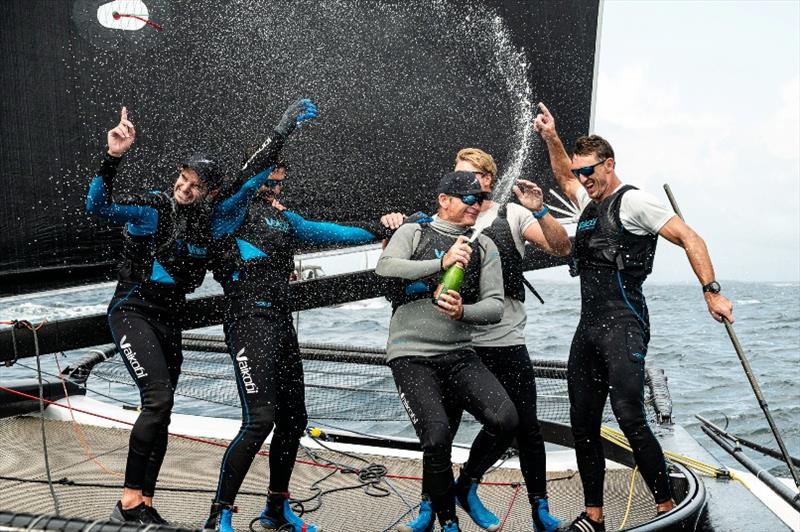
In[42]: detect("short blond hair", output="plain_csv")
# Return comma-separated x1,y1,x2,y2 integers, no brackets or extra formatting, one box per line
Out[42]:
455,148,497,178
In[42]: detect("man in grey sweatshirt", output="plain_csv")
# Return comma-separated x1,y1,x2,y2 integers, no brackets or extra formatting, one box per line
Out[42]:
376,171,519,532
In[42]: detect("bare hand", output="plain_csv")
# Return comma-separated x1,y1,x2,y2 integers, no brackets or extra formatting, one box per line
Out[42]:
442,236,472,269
107,106,136,157
380,212,406,230
513,179,545,212
435,290,464,320
533,102,556,140
705,293,734,323
271,198,286,211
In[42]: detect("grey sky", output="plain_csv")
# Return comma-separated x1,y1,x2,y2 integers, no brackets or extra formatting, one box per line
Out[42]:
536,1,799,283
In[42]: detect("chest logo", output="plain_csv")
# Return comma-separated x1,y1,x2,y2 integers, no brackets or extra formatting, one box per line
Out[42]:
264,217,291,233
577,218,598,232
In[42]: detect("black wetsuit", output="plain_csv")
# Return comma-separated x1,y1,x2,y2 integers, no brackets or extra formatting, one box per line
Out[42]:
210,198,380,505
87,153,213,496
569,185,671,507
458,207,549,503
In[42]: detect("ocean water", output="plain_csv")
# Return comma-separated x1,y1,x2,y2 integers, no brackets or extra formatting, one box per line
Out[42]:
1,275,798,479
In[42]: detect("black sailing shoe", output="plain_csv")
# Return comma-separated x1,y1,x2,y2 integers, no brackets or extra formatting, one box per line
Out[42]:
146,504,170,525
109,501,160,524
559,512,605,532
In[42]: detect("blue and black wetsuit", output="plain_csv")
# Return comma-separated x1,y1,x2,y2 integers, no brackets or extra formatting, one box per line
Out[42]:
86,151,214,497
209,194,383,507
85,133,287,499
569,185,672,507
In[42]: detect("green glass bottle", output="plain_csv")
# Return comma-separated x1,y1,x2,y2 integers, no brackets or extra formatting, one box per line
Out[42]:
433,263,465,303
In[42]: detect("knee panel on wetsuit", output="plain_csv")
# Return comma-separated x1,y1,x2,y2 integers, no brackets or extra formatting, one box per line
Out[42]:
481,398,519,436
420,421,453,474
140,381,175,425
243,405,277,443
272,409,307,442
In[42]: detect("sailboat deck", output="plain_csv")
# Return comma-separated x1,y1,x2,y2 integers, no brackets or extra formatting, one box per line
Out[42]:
1,417,658,531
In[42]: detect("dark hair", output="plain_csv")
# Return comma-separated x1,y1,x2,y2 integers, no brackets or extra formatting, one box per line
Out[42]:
574,134,615,161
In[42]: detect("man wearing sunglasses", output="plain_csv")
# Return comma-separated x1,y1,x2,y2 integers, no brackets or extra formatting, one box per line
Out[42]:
377,171,517,532
205,141,400,530
533,103,734,532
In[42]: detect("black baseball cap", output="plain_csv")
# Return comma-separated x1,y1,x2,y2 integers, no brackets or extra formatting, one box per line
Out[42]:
181,153,225,190
437,171,484,196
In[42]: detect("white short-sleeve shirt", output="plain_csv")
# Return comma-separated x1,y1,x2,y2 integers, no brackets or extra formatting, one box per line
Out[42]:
575,184,675,236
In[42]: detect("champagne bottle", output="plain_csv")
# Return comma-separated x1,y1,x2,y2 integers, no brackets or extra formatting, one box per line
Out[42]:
433,262,465,303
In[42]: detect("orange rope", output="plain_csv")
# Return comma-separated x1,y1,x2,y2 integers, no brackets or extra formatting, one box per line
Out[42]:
1,385,527,487
53,354,123,478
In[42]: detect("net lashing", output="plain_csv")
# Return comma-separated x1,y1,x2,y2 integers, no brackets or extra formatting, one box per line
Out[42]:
0,333,670,530
83,333,663,441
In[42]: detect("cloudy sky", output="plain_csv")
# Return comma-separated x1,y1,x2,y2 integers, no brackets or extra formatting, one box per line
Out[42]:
575,0,799,284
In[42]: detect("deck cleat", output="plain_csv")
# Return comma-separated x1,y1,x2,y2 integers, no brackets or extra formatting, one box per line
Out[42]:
454,475,500,531
397,498,435,532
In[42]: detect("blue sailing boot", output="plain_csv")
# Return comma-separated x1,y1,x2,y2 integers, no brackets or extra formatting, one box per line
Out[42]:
259,492,321,532
397,497,435,532
204,501,234,532
441,519,461,532
531,496,560,532
454,473,500,531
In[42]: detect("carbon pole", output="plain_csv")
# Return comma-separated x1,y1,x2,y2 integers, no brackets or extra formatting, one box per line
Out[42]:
664,183,800,487
697,415,800,467
701,425,800,511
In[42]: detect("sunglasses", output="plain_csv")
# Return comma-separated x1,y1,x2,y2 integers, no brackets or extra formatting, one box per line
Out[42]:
571,159,607,178
458,193,488,206
265,178,285,188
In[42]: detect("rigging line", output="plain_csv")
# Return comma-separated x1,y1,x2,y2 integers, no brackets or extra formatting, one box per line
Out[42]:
496,483,521,531
30,321,60,515
618,465,639,530
53,352,123,479
14,361,138,407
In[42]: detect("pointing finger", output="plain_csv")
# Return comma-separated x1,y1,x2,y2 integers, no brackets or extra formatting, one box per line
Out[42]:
538,102,552,118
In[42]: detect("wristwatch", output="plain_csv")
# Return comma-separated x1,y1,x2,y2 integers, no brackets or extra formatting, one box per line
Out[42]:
702,281,721,294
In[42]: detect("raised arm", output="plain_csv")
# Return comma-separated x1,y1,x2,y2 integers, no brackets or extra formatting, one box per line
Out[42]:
239,98,318,179
534,102,581,206
214,99,318,238
86,107,159,235
658,216,734,323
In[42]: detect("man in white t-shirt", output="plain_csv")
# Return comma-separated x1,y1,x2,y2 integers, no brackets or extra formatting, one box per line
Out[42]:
534,103,734,532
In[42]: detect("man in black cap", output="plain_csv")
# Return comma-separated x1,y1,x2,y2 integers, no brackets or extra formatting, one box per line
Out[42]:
87,99,315,525
376,171,518,532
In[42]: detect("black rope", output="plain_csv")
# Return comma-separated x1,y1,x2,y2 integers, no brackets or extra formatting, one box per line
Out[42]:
27,321,61,515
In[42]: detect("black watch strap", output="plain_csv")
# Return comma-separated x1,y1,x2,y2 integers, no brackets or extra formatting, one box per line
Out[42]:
702,281,721,294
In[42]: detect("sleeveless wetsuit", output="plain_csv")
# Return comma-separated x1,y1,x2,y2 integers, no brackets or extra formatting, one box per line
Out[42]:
457,203,550,506
569,185,671,507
